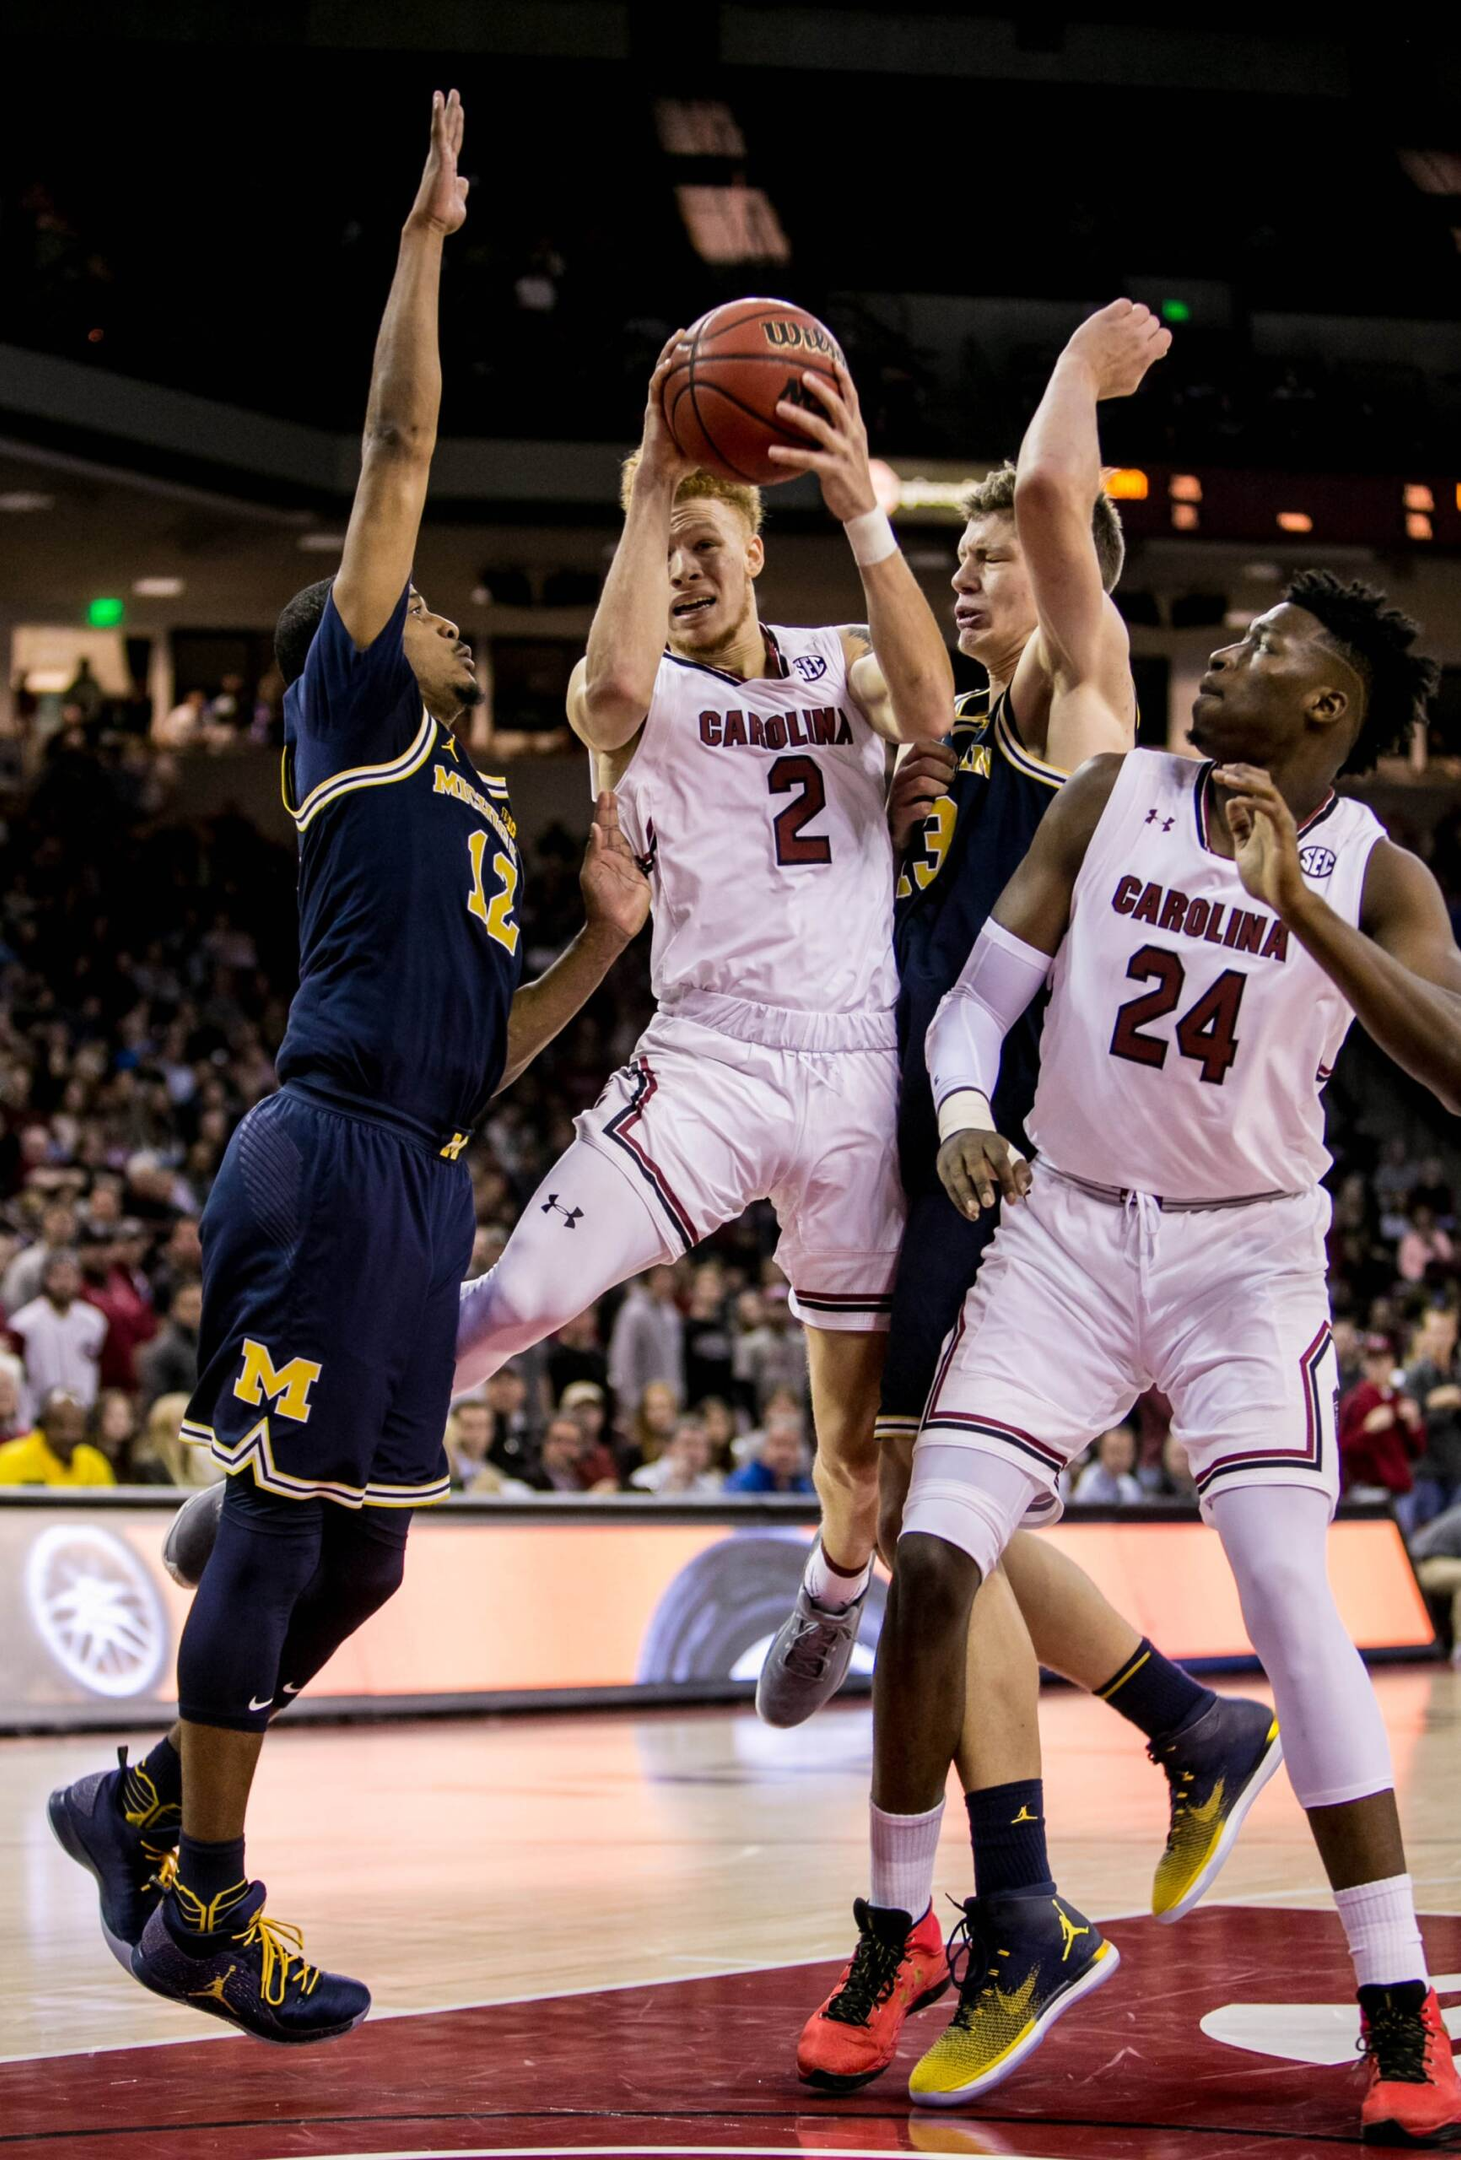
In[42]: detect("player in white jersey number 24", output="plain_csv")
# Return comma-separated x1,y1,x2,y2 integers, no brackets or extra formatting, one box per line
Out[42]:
455,330,954,1708
862,563,1461,2143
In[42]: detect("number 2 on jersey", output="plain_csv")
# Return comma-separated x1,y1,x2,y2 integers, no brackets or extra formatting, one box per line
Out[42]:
768,754,832,867
465,829,520,953
1110,943,1246,1085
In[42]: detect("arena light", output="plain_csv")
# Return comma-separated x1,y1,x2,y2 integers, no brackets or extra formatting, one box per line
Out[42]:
1169,474,1202,502
0,490,53,512
86,596,124,627
1106,469,1149,500
132,576,184,598
1161,299,1192,324
1406,512,1434,541
1171,504,1199,531
1403,484,1435,513
1277,511,1313,533
298,532,347,552
892,474,985,513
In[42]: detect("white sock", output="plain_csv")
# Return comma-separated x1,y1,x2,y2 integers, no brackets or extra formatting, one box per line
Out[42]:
804,1540,873,1610
869,1797,944,1920
1334,1874,1428,1990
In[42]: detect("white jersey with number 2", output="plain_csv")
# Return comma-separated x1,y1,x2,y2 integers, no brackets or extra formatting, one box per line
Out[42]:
1031,748,1385,1201
613,623,897,1045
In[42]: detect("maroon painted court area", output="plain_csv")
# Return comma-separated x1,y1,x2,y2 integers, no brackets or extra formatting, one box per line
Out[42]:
5,1906,1459,2160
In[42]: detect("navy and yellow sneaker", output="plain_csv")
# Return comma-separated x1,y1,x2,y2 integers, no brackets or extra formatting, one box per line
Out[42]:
48,1746,182,1967
131,1877,370,2044
1149,1695,1282,1923
908,1891,1120,2107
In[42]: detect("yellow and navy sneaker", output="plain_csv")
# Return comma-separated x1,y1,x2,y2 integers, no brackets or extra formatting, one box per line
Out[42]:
47,1746,181,1967
131,1878,370,2044
1149,1695,1282,1924
908,1890,1120,2107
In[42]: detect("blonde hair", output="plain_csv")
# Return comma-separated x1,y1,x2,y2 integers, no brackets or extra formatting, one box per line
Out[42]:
620,453,763,536
139,1391,209,1487
962,460,1125,593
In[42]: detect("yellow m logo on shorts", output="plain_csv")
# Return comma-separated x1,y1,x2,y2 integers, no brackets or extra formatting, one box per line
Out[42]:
233,1338,322,1424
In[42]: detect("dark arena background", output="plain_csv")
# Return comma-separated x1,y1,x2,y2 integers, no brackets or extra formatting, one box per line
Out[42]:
2,7,1461,2158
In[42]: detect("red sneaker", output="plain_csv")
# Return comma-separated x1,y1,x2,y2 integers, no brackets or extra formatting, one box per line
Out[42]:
1358,1982,1461,2146
797,1899,949,2093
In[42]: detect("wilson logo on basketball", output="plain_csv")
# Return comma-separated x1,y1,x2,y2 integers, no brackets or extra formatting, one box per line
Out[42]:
1299,845,1337,878
761,318,840,358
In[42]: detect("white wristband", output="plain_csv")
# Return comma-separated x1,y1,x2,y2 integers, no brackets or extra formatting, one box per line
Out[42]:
937,1089,994,1144
843,507,898,567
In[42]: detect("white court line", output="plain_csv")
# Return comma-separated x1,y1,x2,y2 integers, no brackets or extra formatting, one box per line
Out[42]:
266,2150,1069,2160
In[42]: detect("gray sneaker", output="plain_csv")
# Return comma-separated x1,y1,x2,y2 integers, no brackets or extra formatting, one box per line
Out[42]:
756,1583,868,1728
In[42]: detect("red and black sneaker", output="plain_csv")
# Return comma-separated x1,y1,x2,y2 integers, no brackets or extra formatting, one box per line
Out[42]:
797,1899,949,2093
1358,1981,1461,2146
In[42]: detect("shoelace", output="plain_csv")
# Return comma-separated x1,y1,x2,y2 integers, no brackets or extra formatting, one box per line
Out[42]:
1360,2000,1430,2085
1146,1736,1199,1826
233,1910,321,2007
782,1610,841,1680
824,1926,906,2027
143,1850,178,1895
943,1906,1009,2025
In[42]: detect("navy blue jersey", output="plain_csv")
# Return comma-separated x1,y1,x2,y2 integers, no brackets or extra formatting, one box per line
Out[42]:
276,584,523,1148
893,685,1064,1191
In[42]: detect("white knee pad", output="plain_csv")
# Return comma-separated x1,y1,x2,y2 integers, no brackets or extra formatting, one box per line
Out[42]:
454,1142,669,1392
899,1441,1043,1582
1210,1483,1395,1811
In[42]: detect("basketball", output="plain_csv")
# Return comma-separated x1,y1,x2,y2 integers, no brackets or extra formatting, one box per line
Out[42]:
660,297,845,486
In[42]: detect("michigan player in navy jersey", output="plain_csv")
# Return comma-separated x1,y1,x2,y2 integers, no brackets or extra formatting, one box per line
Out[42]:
48,91,648,2045
797,306,1280,2094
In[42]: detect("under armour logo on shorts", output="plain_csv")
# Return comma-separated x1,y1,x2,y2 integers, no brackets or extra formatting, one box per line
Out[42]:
542,1193,584,1228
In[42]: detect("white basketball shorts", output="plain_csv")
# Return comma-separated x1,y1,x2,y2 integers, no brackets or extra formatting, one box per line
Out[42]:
903,1164,1340,1559
576,1007,905,1331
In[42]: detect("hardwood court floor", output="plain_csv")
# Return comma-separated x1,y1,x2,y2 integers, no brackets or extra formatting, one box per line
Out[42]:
3,1667,1459,2157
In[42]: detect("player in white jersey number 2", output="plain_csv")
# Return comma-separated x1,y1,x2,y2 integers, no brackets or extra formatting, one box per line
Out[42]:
456,333,954,1689
861,565,1461,2142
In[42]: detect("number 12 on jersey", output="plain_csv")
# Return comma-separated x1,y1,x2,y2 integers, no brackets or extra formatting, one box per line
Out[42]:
465,829,520,953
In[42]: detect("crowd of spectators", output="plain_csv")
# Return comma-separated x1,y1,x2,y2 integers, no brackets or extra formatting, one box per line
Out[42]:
3,727,1461,1646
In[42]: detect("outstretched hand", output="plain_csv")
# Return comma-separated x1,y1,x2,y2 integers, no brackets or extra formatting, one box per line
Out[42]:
1063,298,1171,400
581,790,651,945
638,330,697,488
407,89,469,238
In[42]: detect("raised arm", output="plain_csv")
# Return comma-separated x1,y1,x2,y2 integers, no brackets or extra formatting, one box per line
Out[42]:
927,754,1122,1216
332,90,467,652
1218,764,1461,1115
767,359,953,743
569,339,696,752
495,793,650,1092
1012,300,1169,767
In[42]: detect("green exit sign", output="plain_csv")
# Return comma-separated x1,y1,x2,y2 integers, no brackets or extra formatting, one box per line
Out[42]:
1161,298,1192,325
87,596,125,627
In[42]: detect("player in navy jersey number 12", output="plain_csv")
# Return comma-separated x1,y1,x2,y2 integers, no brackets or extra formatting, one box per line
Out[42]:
48,91,649,2046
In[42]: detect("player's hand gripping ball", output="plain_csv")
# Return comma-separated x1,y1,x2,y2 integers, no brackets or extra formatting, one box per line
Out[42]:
659,298,846,487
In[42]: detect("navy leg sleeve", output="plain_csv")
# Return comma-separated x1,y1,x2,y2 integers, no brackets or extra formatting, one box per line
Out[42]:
176,1477,324,1733
270,1506,412,1711
877,1184,1001,1433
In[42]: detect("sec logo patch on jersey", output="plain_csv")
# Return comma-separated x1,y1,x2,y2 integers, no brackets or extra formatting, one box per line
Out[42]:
792,653,827,683
1300,844,1337,878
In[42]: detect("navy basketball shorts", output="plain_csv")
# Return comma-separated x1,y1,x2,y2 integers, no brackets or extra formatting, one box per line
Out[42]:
875,1176,1001,1447
181,1086,475,1508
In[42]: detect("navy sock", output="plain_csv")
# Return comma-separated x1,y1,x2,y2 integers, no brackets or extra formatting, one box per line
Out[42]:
121,1735,182,1833
966,1779,1055,1900
1097,1638,1213,1742
174,1834,249,1933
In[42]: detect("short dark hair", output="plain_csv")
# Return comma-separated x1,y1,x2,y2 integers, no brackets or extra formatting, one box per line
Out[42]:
1284,569,1439,776
961,461,1125,593
274,579,334,688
